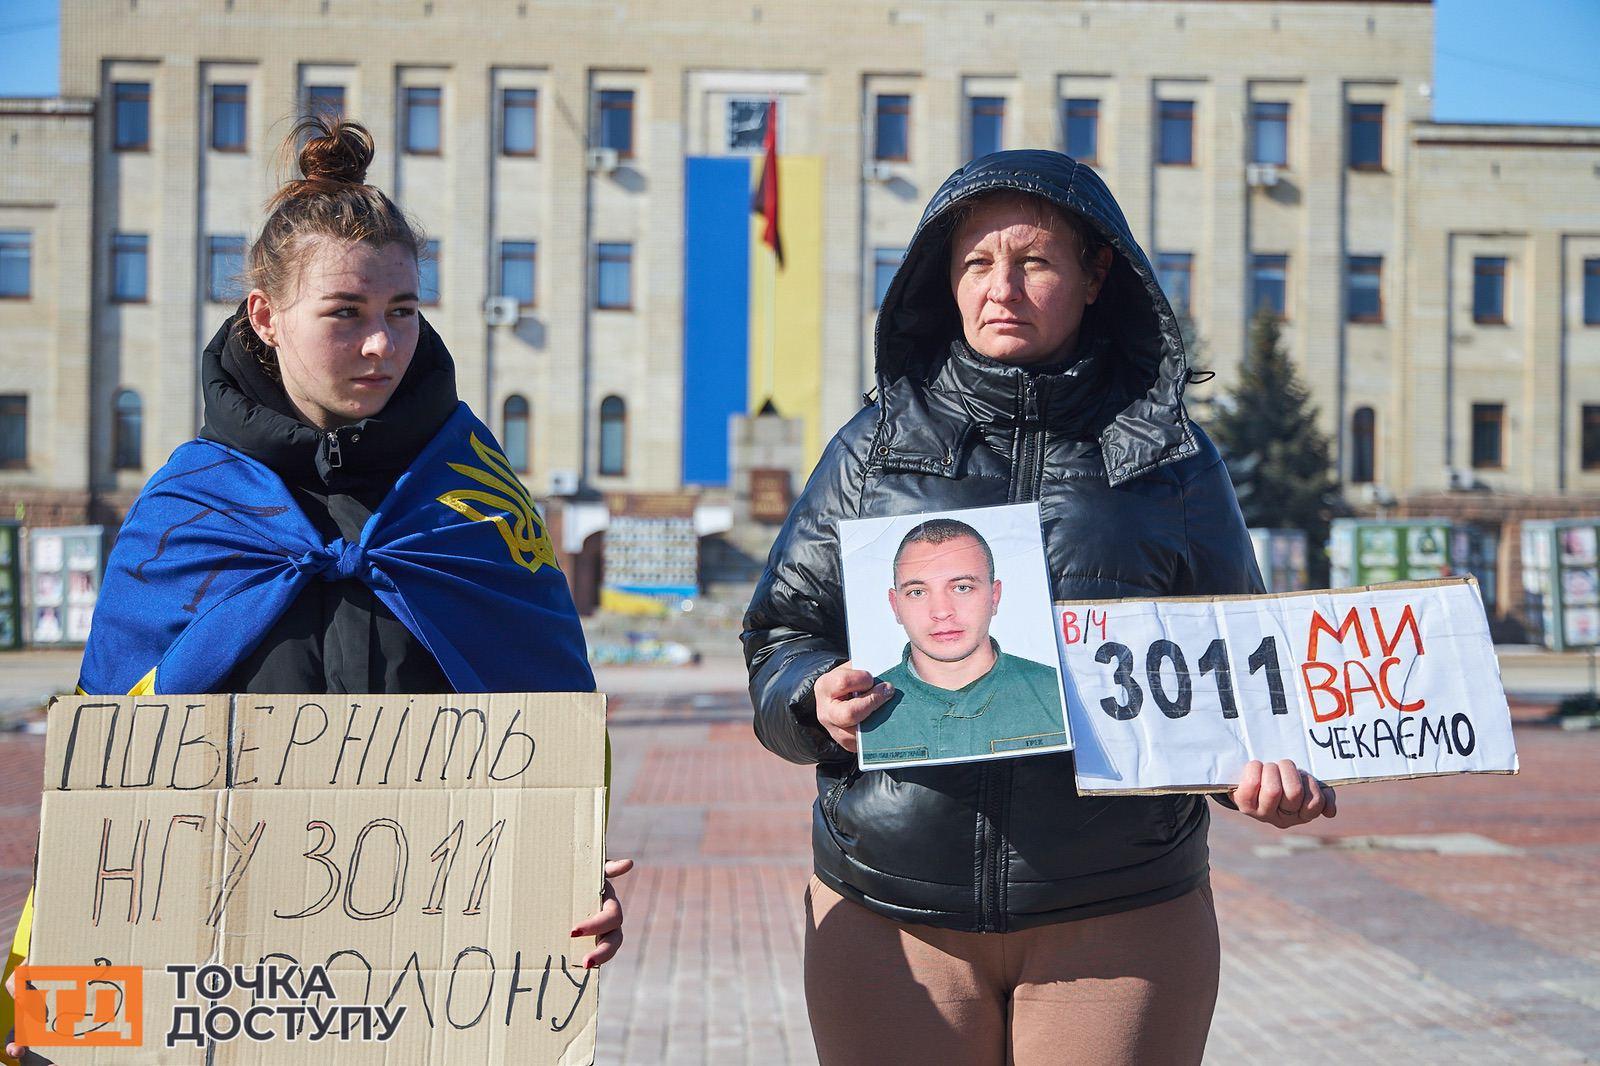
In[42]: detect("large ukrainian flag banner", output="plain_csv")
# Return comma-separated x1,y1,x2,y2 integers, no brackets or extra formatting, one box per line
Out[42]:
682,155,824,485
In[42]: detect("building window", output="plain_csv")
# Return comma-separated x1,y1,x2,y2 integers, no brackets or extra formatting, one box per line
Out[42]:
113,81,150,151
727,99,772,152
873,247,905,309
1350,406,1376,484
596,89,635,157
595,242,632,310
1250,101,1289,166
211,83,247,152
500,241,537,307
111,233,149,302
1584,258,1600,326
1156,252,1193,313
1157,99,1194,165
502,88,538,156
968,96,1004,160
1471,403,1504,469
1251,254,1288,319
207,236,246,303
305,84,345,121
1347,256,1383,323
1582,405,1600,471
112,389,143,471
0,232,30,299
502,395,530,474
1473,256,1507,324
1063,98,1099,163
420,240,440,305
598,395,627,476
0,396,25,469
1348,102,1384,170
404,87,442,154
874,93,910,162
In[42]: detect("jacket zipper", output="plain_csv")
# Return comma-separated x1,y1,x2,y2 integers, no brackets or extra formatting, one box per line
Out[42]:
824,768,861,826
324,430,343,470
978,376,1047,932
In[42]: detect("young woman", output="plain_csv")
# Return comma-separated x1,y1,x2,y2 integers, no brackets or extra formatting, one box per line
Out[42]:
744,149,1336,1065
5,117,629,1060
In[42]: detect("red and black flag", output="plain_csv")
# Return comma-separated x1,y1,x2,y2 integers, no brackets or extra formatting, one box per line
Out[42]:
751,98,782,268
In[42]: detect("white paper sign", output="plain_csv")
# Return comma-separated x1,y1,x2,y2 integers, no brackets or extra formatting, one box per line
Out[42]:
841,503,1072,770
1055,578,1518,793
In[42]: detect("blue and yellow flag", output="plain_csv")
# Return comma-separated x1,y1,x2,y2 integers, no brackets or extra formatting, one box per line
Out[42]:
78,401,594,696
682,153,824,486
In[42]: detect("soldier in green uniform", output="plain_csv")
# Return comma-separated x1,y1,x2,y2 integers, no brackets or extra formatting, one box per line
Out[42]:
860,518,1068,765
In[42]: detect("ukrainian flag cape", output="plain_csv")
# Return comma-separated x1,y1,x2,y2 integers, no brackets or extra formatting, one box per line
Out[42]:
3,404,593,1056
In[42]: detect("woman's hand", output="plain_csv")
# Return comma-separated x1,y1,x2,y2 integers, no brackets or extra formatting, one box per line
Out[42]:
1229,759,1337,829
571,858,634,969
813,662,894,753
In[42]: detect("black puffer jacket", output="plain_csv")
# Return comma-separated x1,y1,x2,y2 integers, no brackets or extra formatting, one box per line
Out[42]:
196,309,458,694
742,151,1263,932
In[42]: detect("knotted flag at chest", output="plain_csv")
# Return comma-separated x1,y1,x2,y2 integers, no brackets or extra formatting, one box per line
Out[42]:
78,402,594,696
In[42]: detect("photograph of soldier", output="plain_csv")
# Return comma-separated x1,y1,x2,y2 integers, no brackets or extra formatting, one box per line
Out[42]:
857,515,1069,767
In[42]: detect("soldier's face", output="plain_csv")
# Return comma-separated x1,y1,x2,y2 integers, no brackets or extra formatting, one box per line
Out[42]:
889,537,1001,664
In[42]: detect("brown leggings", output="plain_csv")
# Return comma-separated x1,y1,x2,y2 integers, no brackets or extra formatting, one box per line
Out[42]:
804,876,1220,1066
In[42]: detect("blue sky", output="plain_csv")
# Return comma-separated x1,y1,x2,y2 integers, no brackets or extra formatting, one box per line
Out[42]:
2,0,1598,124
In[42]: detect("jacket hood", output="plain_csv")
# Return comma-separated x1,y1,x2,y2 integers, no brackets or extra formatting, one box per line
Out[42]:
199,306,459,489
874,149,1197,485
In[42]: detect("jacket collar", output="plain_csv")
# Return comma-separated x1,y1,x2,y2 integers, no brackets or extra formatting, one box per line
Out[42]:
199,306,460,491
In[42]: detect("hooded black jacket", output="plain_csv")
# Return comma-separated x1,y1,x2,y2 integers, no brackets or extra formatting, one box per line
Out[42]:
742,151,1263,932
196,309,458,694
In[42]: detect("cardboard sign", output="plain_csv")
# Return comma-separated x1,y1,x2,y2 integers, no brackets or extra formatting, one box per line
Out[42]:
1056,578,1518,794
27,692,606,1065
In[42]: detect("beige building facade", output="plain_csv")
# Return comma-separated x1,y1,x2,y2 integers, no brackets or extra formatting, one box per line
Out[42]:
1,0,1598,600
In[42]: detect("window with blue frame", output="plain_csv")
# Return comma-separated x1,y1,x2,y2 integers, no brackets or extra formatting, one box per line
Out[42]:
114,82,150,150
1348,103,1384,169
500,241,537,306
1584,258,1600,326
874,94,910,162
597,90,635,157
1251,254,1288,319
112,233,148,302
0,232,30,299
305,84,345,121
502,88,538,156
1156,252,1193,312
0,396,25,468
598,395,627,476
1063,98,1099,162
207,236,246,303
595,242,632,309
1158,99,1194,165
1347,256,1383,323
502,395,530,473
968,96,1004,160
211,83,247,151
873,248,905,309
1473,256,1507,324
113,389,143,471
1350,407,1376,484
1250,101,1288,166
420,240,441,305
404,87,442,154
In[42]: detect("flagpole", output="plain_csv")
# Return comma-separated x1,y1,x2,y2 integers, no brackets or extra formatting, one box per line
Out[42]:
766,242,777,407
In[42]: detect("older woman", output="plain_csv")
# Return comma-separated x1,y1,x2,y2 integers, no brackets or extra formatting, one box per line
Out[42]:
744,150,1335,1064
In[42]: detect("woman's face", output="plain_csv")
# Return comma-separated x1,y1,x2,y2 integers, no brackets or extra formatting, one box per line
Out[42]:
949,195,1112,366
246,238,421,430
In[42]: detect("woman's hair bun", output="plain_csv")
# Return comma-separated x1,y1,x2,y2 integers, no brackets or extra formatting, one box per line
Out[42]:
293,116,374,186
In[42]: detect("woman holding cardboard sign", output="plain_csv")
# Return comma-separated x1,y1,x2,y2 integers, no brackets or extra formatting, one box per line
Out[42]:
5,117,628,1062
744,150,1335,1064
